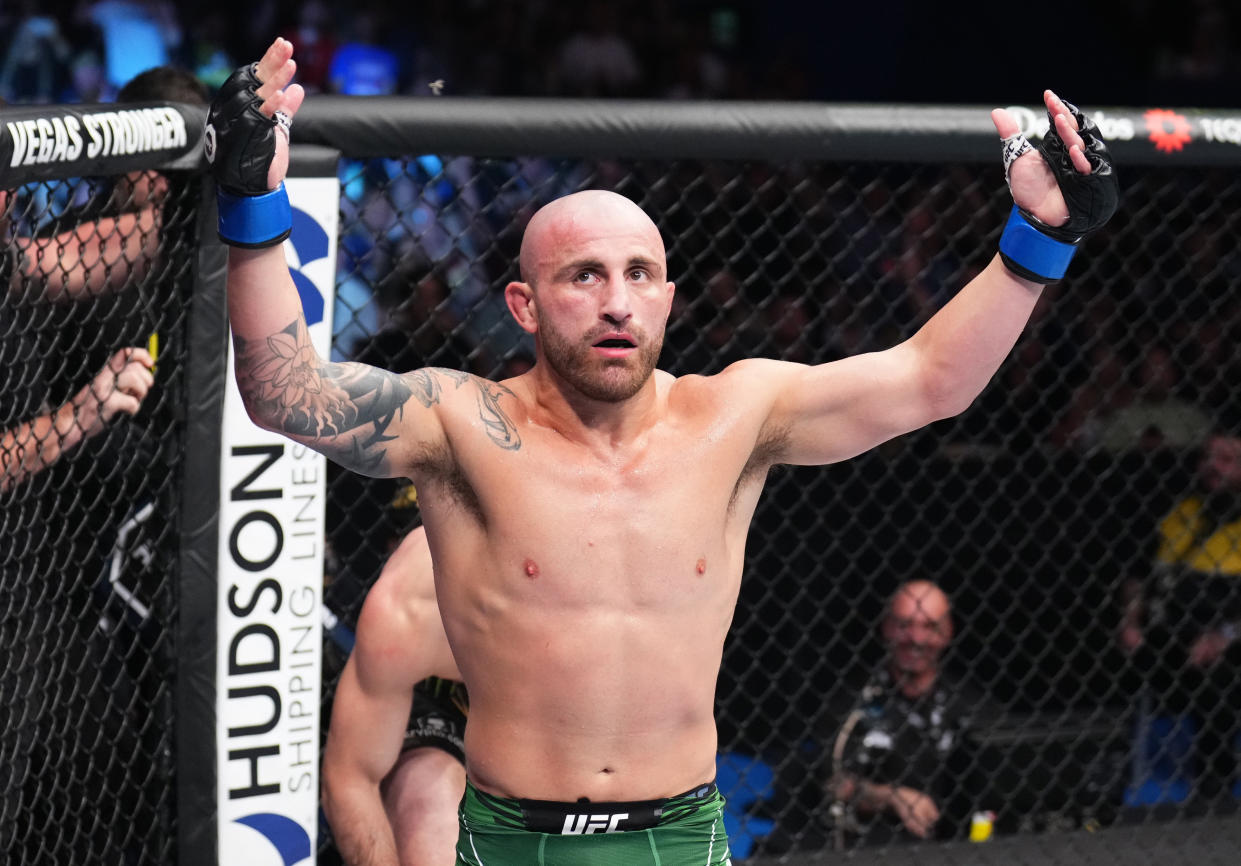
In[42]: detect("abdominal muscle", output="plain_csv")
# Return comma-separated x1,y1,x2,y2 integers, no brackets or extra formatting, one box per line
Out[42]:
448,581,734,803
422,397,759,802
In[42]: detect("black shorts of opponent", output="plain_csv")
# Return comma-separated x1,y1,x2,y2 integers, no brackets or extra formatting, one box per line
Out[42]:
402,676,469,764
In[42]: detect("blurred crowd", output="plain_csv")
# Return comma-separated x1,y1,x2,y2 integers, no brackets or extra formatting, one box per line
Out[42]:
5,3,1241,859
4,1,1239,471
327,151,1241,468
0,0,793,104
2,0,1240,107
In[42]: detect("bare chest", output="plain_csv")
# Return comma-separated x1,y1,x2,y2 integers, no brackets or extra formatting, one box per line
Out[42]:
491,422,744,528
437,424,755,609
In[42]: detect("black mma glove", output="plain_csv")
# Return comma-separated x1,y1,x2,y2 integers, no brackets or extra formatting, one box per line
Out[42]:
204,63,292,248
998,99,1119,283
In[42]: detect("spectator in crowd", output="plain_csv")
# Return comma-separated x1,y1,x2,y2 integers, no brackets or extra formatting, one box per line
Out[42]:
1,64,206,491
0,2,73,103
0,343,154,493
65,49,112,102
763,292,815,365
895,201,964,329
184,8,238,91
323,522,467,866
2,63,203,473
0,66,203,860
0,85,173,489
555,0,643,97
1149,0,1240,107
1120,430,1241,803
1050,341,1136,451
79,0,184,92
1097,344,1213,453
821,581,990,845
660,13,731,100
278,0,336,93
353,256,488,376
328,10,399,96
1185,304,1241,429
660,267,761,375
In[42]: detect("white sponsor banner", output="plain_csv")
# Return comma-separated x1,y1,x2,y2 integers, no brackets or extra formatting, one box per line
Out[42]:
217,176,338,866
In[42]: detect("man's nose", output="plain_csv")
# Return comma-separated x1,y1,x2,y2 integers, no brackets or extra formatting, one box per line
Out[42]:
599,278,634,325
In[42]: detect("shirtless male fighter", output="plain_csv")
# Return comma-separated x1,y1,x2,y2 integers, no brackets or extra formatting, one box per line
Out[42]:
207,38,1117,865
324,523,468,866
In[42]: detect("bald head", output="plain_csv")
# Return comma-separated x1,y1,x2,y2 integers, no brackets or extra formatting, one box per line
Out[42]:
519,191,664,286
883,580,952,690
503,189,675,403
888,580,951,622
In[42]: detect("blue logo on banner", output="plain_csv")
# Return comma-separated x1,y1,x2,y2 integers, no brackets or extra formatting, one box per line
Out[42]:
234,812,312,866
287,207,329,327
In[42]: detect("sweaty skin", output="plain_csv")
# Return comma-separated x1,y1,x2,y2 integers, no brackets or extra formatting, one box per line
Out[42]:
236,189,1030,802
423,191,759,799
232,37,1089,807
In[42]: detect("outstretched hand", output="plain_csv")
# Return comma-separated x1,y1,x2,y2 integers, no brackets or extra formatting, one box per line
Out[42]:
991,91,1091,229
252,38,305,190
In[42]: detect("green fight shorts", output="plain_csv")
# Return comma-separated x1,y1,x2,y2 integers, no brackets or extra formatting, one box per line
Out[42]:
456,779,732,866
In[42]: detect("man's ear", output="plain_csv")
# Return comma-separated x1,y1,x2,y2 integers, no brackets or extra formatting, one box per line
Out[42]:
505,281,537,334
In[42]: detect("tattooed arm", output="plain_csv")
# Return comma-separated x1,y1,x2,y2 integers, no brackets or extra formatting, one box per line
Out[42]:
231,309,522,477
220,46,524,475
229,307,449,477
221,41,527,480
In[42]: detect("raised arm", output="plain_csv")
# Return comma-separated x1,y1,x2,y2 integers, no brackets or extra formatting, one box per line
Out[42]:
322,526,460,866
759,91,1118,466
208,39,450,478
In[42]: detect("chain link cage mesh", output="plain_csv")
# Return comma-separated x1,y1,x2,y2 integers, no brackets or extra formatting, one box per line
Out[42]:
1,170,199,865
4,111,1238,865
317,154,1241,863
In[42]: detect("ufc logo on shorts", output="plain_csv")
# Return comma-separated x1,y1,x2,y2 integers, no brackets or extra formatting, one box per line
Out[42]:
560,812,630,834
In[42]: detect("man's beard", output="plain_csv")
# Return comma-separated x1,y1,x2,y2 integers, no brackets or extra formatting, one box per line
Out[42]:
539,318,663,402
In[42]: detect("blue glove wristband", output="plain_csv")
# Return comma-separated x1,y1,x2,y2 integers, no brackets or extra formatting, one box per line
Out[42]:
998,204,1078,283
217,183,292,249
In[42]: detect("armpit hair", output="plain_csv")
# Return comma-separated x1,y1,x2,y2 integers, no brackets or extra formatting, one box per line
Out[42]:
409,439,486,526
730,422,791,510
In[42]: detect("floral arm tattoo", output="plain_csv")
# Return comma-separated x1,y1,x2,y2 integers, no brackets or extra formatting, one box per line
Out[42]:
234,322,522,474
234,318,414,475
